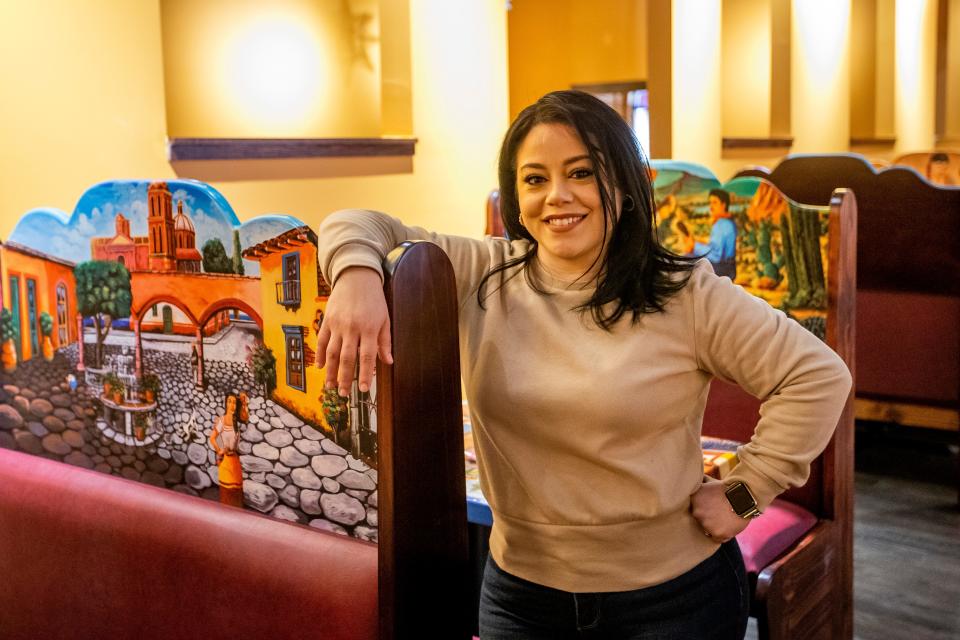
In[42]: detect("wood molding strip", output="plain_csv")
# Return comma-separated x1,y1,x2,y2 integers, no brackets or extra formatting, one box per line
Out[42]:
722,137,794,150
849,136,897,146
855,398,959,431
168,137,417,161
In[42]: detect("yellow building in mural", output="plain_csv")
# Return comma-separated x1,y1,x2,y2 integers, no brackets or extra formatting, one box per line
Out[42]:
0,241,78,364
242,226,330,427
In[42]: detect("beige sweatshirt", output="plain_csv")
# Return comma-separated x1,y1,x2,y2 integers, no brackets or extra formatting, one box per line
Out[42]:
317,209,852,593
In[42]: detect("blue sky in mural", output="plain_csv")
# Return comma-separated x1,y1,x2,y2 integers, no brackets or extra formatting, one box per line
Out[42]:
9,180,306,276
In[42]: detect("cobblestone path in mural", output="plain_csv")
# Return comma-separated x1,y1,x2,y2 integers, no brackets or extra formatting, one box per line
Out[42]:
0,341,378,542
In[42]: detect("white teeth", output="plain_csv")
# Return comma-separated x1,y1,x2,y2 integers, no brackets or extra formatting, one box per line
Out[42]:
546,216,583,227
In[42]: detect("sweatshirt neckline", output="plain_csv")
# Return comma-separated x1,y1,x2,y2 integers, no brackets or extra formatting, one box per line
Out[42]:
528,257,599,294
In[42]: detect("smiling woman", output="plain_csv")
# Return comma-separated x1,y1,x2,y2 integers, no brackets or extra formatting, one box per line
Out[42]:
313,90,851,640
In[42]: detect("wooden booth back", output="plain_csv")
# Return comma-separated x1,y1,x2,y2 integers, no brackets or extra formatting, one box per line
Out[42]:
734,154,960,430
0,179,471,639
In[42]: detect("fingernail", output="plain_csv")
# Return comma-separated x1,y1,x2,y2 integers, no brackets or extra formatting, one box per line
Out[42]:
359,383,369,392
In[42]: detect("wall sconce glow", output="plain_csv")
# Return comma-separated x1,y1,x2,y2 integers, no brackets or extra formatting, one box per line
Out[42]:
794,0,849,79
895,0,927,97
225,17,324,129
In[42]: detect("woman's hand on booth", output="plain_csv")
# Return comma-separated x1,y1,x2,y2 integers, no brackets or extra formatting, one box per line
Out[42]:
316,266,393,397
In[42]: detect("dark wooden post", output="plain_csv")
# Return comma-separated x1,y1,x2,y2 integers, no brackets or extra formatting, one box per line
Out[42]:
378,241,471,640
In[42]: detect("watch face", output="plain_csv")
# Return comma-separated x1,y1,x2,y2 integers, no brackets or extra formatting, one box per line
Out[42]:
726,483,756,514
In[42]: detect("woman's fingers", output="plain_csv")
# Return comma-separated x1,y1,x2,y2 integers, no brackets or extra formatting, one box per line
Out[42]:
316,267,391,396
324,334,343,391
316,323,331,370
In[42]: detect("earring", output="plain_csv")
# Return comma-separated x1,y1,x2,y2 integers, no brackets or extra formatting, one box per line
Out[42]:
623,195,635,211
518,213,525,227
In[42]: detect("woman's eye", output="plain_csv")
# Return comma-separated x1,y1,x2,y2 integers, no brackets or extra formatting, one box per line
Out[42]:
571,168,594,179
523,175,546,185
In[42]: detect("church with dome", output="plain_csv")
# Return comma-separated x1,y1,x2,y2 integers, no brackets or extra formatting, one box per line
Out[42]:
90,181,203,273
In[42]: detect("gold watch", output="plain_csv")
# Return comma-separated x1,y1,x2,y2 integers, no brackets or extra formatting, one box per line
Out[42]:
724,481,762,519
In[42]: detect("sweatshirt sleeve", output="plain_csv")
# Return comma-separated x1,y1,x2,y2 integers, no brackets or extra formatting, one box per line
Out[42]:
317,208,518,307
691,261,852,510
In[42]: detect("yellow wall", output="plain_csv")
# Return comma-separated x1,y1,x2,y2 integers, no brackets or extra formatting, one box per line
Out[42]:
507,0,648,120
255,243,328,427
0,0,508,243
895,0,939,153
671,0,723,169
791,0,852,154
161,0,384,138
946,0,960,143
722,0,772,138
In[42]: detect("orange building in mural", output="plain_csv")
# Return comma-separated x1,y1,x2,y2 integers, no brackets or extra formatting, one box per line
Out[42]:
0,241,78,362
90,182,201,273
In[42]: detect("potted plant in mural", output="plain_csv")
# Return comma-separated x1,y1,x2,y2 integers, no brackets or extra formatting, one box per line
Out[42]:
102,372,121,400
248,343,276,397
74,260,132,369
39,312,55,361
133,412,148,441
321,388,351,450
0,309,17,373
140,373,161,403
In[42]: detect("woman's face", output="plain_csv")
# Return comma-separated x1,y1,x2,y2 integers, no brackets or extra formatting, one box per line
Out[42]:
515,122,616,279
226,396,236,415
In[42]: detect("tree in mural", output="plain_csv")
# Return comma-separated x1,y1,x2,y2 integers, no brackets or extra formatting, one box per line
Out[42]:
202,238,233,274
231,230,245,276
248,342,276,397
74,260,132,368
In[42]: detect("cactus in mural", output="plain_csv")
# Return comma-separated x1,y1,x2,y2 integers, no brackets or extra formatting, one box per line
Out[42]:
74,260,133,369
781,207,826,309
0,308,18,373
39,311,55,361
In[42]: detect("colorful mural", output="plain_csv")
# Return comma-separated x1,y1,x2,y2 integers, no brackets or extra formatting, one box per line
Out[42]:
0,180,378,542
651,161,830,338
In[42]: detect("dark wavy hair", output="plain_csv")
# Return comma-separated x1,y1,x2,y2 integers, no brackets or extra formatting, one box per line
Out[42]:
478,90,697,330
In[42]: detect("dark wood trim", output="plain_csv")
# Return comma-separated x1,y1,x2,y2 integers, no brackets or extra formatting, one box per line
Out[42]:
721,136,793,150
571,80,646,93
849,136,896,146
379,241,471,640
167,137,417,161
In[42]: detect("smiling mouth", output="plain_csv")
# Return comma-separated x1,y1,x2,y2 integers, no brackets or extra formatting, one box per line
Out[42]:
544,215,586,228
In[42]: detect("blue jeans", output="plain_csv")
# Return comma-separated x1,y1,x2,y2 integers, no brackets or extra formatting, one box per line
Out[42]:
479,539,749,639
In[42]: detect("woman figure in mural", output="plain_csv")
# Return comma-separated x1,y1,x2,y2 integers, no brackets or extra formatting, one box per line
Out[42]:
315,90,850,639
210,392,248,508
678,188,737,279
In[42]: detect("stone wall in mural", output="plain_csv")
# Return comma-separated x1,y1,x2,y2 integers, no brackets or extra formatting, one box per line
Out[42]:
0,179,379,541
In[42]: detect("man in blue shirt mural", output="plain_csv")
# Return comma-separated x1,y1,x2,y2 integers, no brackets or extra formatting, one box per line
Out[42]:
681,188,737,279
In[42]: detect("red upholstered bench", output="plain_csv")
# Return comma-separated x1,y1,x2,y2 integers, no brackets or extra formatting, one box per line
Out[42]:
737,500,818,576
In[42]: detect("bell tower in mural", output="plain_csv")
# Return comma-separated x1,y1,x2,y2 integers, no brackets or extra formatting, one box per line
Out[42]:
148,181,176,271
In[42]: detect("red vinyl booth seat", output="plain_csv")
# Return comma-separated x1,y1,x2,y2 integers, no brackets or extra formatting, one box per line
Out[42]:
737,500,818,576
0,448,379,640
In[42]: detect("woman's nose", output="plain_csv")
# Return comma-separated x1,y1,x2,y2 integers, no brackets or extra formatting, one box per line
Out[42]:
545,178,573,206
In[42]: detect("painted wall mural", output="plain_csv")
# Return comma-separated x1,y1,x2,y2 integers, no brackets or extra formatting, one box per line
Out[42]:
0,179,379,542
650,161,830,339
